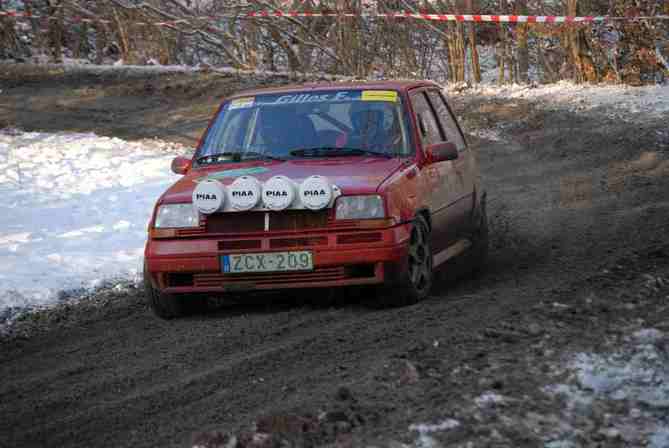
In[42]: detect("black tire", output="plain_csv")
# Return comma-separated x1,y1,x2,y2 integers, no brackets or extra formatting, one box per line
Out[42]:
377,215,433,307
468,195,489,275
143,268,207,319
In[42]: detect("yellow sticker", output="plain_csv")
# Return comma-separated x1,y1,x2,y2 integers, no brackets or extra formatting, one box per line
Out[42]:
229,97,255,109
362,90,398,102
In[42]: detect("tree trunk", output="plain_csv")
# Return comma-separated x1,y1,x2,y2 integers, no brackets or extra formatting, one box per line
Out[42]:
455,22,466,82
465,0,481,83
497,0,507,84
446,30,458,83
566,0,584,83
24,0,41,58
516,0,529,83
537,41,558,83
269,27,301,73
73,22,89,60
565,0,598,83
47,0,63,63
111,7,130,63
94,23,107,65
0,0,18,59
496,40,505,85
244,21,258,69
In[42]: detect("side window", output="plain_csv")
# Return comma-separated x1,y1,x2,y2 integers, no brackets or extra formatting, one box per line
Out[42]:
410,92,444,146
427,90,466,151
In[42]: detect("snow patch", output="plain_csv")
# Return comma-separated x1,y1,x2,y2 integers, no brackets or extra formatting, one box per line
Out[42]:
0,130,184,317
409,419,460,433
447,82,669,122
409,419,460,448
474,391,507,407
545,328,669,448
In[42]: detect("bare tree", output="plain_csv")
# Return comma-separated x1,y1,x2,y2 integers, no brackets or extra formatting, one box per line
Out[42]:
465,0,481,83
516,0,529,83
1,0,666,85
47,0,64,62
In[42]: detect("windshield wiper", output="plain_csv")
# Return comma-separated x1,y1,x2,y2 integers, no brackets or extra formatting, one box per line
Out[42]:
240,151,285,162
196,152,240,165
289,147,393,159
197,151,284,165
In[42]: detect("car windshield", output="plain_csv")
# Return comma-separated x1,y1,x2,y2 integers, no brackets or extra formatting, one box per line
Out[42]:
196,89,410,164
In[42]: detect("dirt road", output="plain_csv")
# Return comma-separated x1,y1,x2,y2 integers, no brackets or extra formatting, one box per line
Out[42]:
1,69,668,447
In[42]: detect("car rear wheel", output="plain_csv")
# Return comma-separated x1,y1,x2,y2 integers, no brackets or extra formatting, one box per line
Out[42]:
377,215,433,307
468,195,489,275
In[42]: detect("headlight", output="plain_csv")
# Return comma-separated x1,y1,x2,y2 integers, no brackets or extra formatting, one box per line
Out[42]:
154,204,199,228
335,195,385,220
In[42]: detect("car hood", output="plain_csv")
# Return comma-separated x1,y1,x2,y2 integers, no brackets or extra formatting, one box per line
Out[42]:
160,157,406,204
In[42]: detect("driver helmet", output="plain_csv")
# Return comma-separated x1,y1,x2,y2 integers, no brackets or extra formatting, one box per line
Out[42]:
348,100,395,149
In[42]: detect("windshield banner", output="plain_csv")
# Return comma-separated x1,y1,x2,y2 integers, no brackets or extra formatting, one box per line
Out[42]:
226,90,398,109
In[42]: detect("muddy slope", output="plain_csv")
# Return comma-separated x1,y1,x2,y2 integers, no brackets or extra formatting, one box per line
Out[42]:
1,72,669,447
0,65,304,145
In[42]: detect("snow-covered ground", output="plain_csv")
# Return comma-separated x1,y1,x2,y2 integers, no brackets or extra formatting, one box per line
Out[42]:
450,81,669,121
0,130,184,318
446,81,669,143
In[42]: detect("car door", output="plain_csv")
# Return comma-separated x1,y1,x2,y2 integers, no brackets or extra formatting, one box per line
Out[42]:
425,89,474,238
409,89,460,253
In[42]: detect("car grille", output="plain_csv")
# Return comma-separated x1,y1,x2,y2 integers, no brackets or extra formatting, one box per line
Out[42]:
175,210,332,236
193,266,348,287
206,212,266,233
167,264,377,289
173,210,363,238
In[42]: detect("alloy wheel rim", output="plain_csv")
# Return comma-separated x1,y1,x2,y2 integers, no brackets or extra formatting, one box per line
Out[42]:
408,223,432,293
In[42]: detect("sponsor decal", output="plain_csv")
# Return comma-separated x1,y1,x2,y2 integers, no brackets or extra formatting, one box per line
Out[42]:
273,91,350,104
303,189,328,196
362,90,398,102
265,190,288,197
195,193,218,200
228,176,261,211
192,179,226,214
299,175,333,210
262,175,296,211
229,97,255,109
231,190,255,197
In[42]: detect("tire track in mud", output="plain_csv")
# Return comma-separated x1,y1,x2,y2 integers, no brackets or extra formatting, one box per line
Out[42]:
2,82,669,447
1,269,556,447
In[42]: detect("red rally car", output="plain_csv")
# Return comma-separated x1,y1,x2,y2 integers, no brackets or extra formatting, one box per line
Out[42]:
144,80,488,318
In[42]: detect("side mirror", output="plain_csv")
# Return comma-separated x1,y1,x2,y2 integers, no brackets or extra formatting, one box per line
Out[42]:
171,156,192,175
427,142,458,163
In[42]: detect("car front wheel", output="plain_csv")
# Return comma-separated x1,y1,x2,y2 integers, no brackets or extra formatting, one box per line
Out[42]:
143,267,206,319
377,215,433,307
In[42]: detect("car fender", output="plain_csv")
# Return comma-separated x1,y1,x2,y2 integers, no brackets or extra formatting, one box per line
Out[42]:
379,161,432,224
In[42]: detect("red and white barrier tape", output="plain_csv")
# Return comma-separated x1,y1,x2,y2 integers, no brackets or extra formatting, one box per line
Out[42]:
1,9,668,25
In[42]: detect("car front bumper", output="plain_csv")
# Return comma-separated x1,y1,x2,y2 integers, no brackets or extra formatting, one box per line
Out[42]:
144,223,412,294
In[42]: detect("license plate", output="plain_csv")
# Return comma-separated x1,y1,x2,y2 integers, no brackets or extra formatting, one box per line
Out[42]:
222,251,313,274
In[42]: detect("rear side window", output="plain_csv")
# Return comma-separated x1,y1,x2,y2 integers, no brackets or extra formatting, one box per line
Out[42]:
426,90,466,151
410,92,444,146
